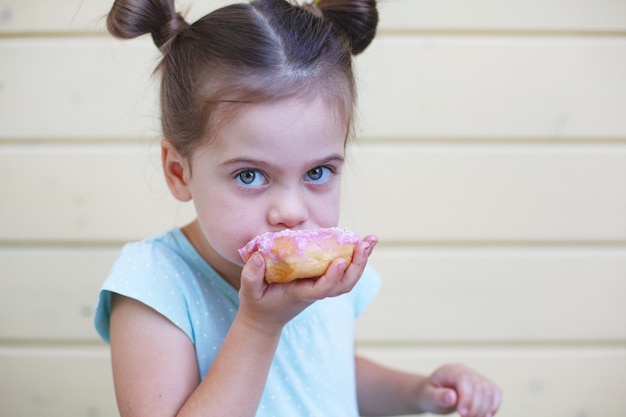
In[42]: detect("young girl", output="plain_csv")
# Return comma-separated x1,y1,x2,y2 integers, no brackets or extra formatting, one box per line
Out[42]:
94,0,501,416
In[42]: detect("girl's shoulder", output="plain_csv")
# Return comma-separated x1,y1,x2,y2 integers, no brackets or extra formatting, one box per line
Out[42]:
94,228,235,343
113,228,194,267
110,228,220,281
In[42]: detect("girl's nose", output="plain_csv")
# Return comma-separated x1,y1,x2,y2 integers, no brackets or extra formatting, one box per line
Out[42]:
267,187,308,228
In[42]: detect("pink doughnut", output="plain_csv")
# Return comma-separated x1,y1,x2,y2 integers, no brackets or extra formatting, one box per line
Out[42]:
238,227,361,283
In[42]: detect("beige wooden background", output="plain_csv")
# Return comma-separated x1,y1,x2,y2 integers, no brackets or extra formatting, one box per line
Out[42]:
1,0,626,416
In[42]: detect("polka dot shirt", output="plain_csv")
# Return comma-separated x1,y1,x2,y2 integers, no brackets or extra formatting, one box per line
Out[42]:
94,228,381,416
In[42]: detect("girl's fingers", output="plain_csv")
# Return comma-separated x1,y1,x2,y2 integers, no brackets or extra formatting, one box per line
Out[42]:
240,252,267,298
345,237,377,275
457,376,501,417
316,237,378,297
490,386,502,416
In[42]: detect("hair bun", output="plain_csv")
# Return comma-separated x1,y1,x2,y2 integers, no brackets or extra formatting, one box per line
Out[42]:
315,0,378,55
152,13,189,48
107,0,189,48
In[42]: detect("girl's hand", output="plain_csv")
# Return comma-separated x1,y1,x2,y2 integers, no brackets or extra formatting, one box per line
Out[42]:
416,364,501,417
237,235,378,332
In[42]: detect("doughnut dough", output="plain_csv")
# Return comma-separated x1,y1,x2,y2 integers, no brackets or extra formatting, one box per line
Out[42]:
238,227,360,283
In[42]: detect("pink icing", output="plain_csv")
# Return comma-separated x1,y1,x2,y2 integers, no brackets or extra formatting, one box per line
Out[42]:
238,227,360,261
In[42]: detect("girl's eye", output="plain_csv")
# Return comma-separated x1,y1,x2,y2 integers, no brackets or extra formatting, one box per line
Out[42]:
305,166,333,184
236,169,267,188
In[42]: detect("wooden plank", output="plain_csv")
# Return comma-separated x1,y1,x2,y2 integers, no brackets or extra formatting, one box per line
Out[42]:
0,0,234,33
1,0,625,34
1,345,624,417
379,0,626,33
0,144,195,243
0,346,117,417
0,38,160,140
2,36,626,140
0,248,119,341
356,345,626,417
341,143,626,242
2,246,625,342
1,143,625,243
356,36,626,139
357,247,626,342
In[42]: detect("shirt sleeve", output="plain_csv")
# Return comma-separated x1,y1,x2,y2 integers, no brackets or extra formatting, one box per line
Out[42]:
353,264,382,318
93,240,194,343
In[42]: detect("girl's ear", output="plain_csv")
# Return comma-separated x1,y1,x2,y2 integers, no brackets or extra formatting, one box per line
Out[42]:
161,139,192,202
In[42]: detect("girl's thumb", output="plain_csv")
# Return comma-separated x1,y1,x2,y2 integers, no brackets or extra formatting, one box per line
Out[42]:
241,252,266,291
427,386,458,412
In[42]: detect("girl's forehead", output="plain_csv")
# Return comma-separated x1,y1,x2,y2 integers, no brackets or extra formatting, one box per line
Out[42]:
224,95,346,137
231,91,347,123
198,96,348,162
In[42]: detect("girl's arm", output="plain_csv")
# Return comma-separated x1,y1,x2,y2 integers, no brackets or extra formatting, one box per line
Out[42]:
355,355,501,417
110,239,376,417
109,253,284,417
109,292,281,417
110,294,202,417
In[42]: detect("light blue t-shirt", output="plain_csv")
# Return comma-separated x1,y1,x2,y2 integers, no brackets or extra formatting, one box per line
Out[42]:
94,228,381,417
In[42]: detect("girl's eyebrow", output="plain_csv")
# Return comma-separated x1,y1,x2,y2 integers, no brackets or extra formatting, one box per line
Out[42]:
219,157,274,170
220,154,345,170
311,154,345,166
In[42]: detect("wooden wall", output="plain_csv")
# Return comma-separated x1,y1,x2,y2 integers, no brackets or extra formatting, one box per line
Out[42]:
1,0,625,416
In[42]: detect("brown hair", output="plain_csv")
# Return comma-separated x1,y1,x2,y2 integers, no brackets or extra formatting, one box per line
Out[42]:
107,0,378,157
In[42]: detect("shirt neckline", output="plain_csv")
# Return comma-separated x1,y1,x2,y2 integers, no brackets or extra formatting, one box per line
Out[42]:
169,227,240,305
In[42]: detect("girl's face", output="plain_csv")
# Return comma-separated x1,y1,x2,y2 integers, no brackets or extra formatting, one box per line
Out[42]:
167,95,348,284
